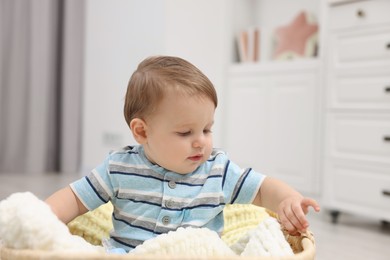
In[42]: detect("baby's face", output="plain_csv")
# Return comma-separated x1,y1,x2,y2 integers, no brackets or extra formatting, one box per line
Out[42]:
143,89,215,174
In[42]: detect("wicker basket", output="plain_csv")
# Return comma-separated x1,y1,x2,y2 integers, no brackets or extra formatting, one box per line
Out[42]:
0,204,315,260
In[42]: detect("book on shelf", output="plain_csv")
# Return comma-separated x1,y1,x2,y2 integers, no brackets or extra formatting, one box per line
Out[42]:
237,27,260,63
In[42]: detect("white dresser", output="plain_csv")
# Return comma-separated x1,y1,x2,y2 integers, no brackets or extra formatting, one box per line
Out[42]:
225,61,321,195
323,0,390,222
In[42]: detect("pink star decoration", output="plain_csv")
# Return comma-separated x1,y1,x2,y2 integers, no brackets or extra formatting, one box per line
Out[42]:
272,11,318,60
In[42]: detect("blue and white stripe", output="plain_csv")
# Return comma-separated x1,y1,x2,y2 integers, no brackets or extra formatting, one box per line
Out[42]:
70,145,264,252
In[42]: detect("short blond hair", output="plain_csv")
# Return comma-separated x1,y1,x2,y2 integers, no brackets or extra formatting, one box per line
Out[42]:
124,56,218,127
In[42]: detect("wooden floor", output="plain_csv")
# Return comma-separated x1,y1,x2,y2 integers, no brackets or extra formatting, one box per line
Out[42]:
307,211,390,260
1,173,390,259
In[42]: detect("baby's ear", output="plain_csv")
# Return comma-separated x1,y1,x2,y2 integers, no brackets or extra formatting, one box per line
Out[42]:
130,118,148,144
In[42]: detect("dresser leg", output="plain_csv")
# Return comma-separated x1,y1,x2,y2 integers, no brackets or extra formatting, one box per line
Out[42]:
330,210,341,224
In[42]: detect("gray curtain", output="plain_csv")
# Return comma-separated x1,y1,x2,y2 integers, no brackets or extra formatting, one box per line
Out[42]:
0,0,84,174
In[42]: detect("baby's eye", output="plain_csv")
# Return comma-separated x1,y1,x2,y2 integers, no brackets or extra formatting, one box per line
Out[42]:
176,131,191,137
203,129,212,134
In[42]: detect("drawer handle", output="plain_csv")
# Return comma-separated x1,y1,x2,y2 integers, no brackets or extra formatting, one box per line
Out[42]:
384,136,390,142
385,86,390,93
383,190,390,197
356,9,365,18
387,43,390,50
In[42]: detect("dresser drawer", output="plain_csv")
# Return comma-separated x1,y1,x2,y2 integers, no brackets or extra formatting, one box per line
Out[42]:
332,164,390,210
329,114,390,163
331,28,390,65
330,71,390,109
329,0,390,30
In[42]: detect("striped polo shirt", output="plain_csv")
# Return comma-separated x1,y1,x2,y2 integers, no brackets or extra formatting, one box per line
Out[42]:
70,145,265,252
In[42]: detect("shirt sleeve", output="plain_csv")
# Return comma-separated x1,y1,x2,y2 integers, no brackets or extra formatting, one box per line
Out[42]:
222,158,266,204
70,154,115,211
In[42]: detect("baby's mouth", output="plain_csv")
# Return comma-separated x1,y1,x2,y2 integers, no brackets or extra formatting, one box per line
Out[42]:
188,155,203,161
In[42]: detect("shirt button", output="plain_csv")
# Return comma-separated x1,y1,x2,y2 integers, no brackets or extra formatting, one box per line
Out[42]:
162,216,170,225
168,180,176,189
165,200,174,208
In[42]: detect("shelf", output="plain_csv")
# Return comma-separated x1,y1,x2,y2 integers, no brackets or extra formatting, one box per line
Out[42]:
328,0,365,6
229,59,320,75
231,0,321,64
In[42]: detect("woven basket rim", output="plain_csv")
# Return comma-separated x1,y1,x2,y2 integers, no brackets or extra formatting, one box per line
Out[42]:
0,235,315,260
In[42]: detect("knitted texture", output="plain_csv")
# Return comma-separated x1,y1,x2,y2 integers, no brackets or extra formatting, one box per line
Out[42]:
0,194,315,259
130,227,236,257
68,203,269,246
67,202,313,256
0,192,101,252
68,203,113,245
222,204,270,246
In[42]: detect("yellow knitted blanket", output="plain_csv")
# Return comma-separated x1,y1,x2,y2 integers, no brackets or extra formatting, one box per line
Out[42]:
67,203,114,245
67,203,270,246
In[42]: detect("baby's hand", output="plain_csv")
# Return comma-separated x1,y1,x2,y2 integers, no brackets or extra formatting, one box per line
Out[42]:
277,197,320,235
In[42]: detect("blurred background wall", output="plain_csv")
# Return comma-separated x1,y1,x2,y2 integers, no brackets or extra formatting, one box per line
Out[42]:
0,0,231,176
